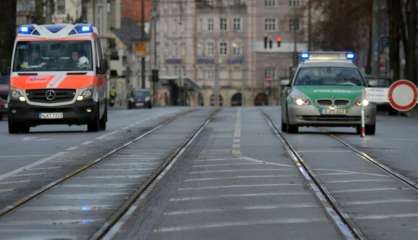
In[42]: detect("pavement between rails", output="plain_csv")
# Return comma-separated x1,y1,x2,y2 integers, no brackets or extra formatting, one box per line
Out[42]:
111,108,347,240
0,108,215,239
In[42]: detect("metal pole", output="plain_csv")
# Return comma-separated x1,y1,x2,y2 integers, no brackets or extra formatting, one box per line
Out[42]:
92,0,96,25
371,0,379,75
140,0,146,89
307,0,312,51
152,0,159,105
292,4,298,67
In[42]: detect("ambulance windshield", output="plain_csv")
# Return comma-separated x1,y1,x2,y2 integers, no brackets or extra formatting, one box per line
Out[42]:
13,40,93,72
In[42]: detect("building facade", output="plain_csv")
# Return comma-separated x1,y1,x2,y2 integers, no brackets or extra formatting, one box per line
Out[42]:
155,0,308,107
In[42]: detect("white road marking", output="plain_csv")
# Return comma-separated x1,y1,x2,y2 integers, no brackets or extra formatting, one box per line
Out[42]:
241,156,293,168
345,199,418,206
232,108,241,156
0,189,14,193
164,203,317,216
333,187,401,194
184,175,294,182
48,192,129,200
22,205,114,211
317,172,388,177
178,183,299,191
189,169,290,174
0,154,48,159
192,163,261,168
65,146,78,151
193,158,241,162
29,166,61,171
298,150,351,153
327,179,393,184
0,180,30,185
82,140,94,145
13,172,46,177
0,152,65,181
96,130,120,140
0,218,104,226
169,192,308,202
356,213,418,220
81,175,144,179
153,217,325,233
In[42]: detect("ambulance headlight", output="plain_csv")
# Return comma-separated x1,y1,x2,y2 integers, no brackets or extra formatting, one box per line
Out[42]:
10,88,25,100
77,88,94,101
145,96,150,102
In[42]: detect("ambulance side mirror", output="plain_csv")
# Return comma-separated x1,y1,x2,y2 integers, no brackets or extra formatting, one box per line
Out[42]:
97,59,108,74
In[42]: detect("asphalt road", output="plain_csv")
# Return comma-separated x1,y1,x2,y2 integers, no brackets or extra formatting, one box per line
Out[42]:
0,107,417,239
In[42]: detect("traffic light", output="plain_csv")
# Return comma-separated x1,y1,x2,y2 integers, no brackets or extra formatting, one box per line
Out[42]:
152,69,159,82
276,36,282,47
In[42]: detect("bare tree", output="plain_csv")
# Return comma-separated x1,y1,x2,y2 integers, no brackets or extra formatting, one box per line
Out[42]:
0,0,17,74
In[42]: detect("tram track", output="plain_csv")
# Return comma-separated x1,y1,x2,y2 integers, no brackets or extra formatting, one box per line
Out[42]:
324,132,418,191
0,109,217,239
261,110,365,240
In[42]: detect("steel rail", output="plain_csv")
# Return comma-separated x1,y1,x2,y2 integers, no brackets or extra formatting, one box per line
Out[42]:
91,109,219,239
261,110,365,240
326,132,418,190
0,109,195,219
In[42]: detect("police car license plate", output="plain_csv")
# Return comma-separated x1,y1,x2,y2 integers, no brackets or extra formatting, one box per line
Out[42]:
39,112,64,119
136,103,144,107
322,109,346,115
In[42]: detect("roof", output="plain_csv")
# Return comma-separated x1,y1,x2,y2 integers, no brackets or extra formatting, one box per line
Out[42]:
112,17,149,47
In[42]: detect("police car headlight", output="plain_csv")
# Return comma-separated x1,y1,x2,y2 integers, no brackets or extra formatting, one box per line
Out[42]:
77,88,94,101
290,90,311,106
356,99,369,107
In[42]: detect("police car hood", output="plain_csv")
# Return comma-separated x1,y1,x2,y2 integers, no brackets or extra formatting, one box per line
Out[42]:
10,72,95,90
294,86,363,102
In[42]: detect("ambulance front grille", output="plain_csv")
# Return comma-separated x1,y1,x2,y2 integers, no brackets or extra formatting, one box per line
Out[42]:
26,89,76,103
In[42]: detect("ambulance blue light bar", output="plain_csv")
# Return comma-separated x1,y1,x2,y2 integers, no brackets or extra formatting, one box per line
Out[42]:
18,25,34,34
75,24,93,33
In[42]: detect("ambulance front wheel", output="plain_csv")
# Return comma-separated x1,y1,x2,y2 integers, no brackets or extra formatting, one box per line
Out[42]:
8,120,30,134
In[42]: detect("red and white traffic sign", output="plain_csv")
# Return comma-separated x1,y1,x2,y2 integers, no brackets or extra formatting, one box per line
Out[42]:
388,80,418,112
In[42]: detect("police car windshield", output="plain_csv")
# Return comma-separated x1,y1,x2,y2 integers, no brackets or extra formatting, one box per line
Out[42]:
294,67,364,86
13,40,93,72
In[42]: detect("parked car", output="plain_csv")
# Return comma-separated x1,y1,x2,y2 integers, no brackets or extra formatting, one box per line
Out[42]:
366,76,398,115
0,75,9,120
128,89,152,109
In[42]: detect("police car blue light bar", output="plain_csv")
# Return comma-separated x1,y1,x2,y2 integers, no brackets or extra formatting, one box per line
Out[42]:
300,52,310,61
18,25,34,34
75,24,93,33
345,52,356,61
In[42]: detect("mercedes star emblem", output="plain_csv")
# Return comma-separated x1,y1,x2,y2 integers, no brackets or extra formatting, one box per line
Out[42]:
45,89,56,101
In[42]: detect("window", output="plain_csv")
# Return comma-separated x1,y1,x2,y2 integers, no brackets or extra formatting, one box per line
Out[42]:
206,41,215,57
265,0,276,7
233,18,241,32
208,18,214,32
197,42,204,56
265,18,277,32
264,67,275,83
289,18,300,32
289,0,303,7
232,41,242,56
56,0,66,15
220,18,228,32
219,41,228,56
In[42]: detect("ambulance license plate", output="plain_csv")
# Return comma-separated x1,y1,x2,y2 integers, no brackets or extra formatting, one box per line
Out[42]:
39,112,64,119
322,109,346,115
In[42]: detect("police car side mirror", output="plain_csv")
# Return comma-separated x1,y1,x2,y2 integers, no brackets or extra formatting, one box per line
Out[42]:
367,79,379,87
281,79,290,86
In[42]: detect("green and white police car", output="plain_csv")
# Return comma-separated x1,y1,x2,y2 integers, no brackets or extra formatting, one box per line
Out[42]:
281,52,376,134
